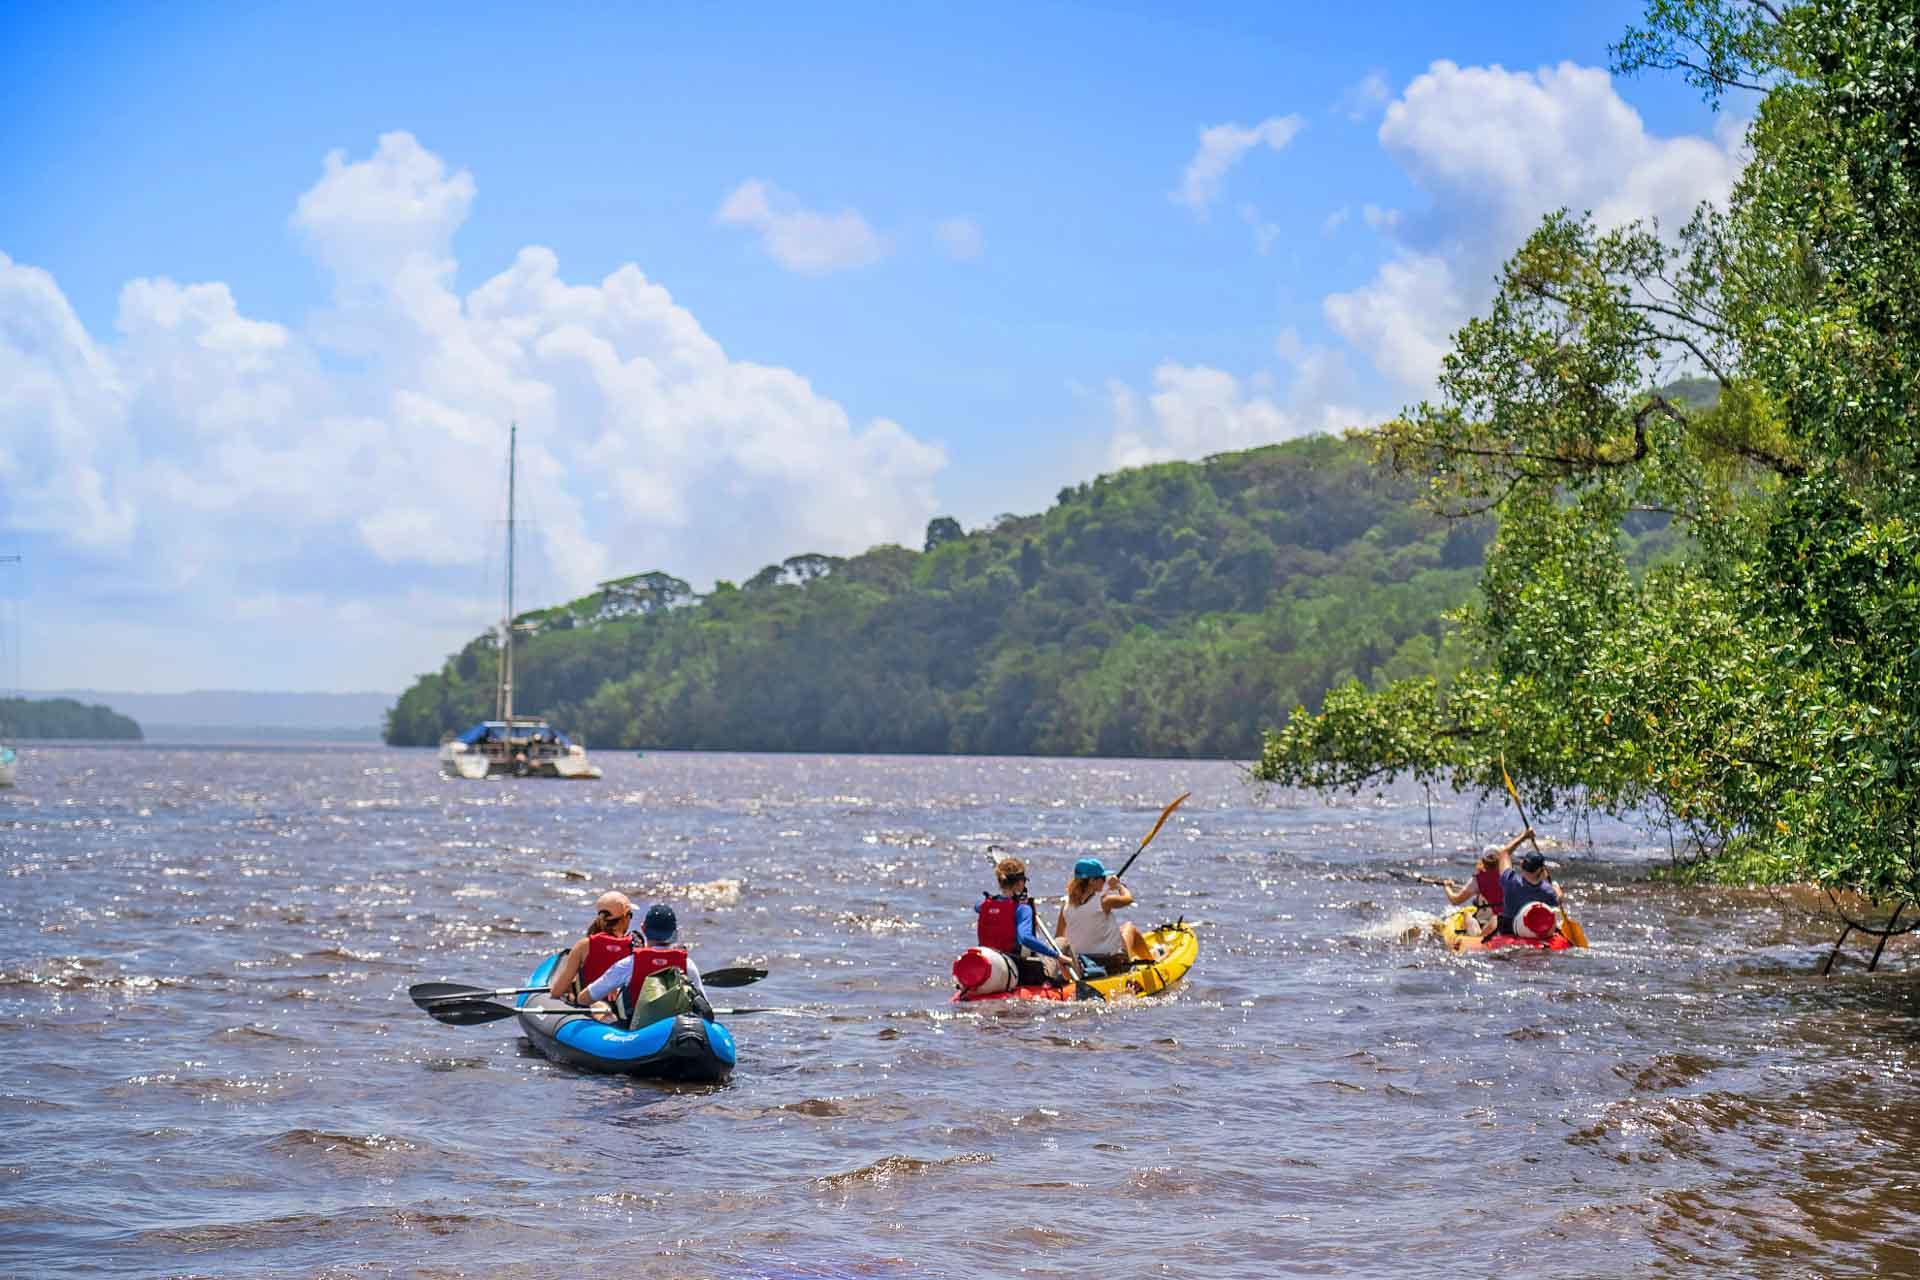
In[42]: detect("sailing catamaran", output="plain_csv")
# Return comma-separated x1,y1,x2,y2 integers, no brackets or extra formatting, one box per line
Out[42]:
438,426,602,781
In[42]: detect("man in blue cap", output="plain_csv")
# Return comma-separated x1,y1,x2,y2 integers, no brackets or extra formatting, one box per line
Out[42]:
1055,857,1157,975
582,902,714,1022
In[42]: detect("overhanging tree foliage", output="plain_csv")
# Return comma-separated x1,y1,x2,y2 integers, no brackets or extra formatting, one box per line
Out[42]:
1255,0,1920,911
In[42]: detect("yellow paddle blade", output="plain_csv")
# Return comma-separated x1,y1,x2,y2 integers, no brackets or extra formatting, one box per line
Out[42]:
1500,756,1521,808
1138,792,1191,853
1561,914,1590,948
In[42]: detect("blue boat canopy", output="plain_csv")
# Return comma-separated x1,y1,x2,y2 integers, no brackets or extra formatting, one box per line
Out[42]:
454,721,574,747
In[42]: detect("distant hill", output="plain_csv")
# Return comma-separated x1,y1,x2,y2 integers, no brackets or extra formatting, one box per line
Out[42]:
387,433,1494,758
34,690,393,741
1,697,142,740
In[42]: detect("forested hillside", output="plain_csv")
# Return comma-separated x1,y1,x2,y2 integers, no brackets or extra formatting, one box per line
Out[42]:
386,434,1490,757
1,697,143,740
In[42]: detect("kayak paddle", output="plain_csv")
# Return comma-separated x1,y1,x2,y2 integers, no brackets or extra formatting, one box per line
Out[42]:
422,997,780,1025
422,998,562,1026
1112,792,1191,879
703,965,769,988
412,966,764,1011
410,981,547,1008
1500,756,1590,948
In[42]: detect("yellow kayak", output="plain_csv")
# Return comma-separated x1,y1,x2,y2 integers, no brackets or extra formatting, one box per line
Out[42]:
953,922,1199,1003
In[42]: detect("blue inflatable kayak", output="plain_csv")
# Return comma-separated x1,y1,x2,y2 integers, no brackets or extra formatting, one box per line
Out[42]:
513,953,737,1082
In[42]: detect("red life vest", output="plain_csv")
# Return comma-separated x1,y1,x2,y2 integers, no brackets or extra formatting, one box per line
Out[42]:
977,894,1020,953
580,933,688,1006
581,932,636,988
1474,867,1505,912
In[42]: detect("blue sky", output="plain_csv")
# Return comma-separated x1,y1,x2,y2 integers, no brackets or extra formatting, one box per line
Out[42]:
0,2,1740,695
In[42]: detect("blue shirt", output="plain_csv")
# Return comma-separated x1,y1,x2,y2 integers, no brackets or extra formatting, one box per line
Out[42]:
1498,869,1561,922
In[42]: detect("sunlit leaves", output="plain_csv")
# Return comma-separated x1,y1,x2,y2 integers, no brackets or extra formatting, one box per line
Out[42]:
1257,0,1920,909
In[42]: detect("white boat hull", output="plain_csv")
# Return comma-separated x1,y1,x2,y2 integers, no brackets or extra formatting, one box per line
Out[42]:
439,743,491,779
550,749,603,779
439,738,600,780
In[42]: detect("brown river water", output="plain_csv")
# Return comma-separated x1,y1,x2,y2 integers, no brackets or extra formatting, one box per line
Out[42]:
1,745,1915,1279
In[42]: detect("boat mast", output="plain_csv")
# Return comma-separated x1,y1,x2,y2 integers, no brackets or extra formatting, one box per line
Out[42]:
496,425,516,724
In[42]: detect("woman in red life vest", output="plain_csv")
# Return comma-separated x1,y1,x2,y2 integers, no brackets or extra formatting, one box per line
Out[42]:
545,890,636,1001
580,903,713,1022
976,856,1076,985
1441,828,1532,937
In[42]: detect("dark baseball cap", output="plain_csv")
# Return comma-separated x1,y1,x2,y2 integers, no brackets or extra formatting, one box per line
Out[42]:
1518,851,1547,873
642,902,678,941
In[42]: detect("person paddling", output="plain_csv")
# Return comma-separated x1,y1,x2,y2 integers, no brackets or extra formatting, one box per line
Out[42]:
579,903,714,1024
545,890,636,1001
1056,858,1156,975
1441,829,1532,936
976,856,1077,986
1494,839,1565,939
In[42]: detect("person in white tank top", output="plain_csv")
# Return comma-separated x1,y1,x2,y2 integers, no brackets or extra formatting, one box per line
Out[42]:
1055,857,1157,974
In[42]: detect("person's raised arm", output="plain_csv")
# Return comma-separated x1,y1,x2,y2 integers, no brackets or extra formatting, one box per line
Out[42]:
1494,828,1533,874
1100,877,1135,911
1442,879,1476,906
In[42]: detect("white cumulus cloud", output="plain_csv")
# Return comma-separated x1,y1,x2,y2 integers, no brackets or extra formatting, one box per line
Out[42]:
716,179,890,275
1325,60,1745,392
1104,335,1376,469
1172,115,1305,217
1,133,946,690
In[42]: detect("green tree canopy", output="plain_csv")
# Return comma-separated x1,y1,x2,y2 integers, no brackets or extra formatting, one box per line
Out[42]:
1255,0,1920,909
1,697,142,740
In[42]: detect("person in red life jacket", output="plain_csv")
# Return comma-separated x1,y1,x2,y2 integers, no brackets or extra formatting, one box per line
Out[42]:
544,890,636,1001
580,902,713,1021
1440,828,1532,937
976,856,1077,986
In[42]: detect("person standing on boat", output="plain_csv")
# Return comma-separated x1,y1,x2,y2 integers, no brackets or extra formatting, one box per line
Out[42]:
545,890,637,1000
581,902,714,1021
1056,858,1156,975
976,856,1076,985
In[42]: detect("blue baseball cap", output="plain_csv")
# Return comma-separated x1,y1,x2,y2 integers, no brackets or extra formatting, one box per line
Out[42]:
642,903,678,942
1073,857,1109,880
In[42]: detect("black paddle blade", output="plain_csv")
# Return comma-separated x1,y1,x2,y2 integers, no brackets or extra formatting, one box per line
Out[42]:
1074,980,1107,1002
702,965,768,988
409,981,495,1009
423,999,524,1026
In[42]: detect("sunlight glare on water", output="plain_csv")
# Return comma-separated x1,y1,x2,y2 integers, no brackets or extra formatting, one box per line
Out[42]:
1,744,1915,1278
